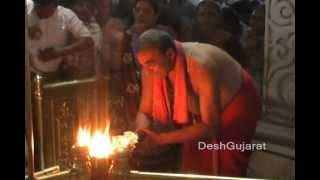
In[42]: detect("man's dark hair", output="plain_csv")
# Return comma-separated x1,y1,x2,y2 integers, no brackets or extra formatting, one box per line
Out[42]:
196,0,221,14
221,7,243,35
134,0,159,14
62,0,97,9
33,0,57,7
138,29,176,53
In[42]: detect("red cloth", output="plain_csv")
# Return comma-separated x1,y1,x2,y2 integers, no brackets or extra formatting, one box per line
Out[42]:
181,70,261,177
152,41,190,125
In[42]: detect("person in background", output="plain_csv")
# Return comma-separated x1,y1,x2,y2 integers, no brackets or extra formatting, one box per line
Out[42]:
158,0,196,41
98,0,176,137
55,0,104,129
101,18,141,135
128,0,176,60
27,0,93,83
244,4,265,94
26,0,34,12
134,29,261,177
191,0,248,70
221,7,244,43
95,0,113,28
229,0,260,26
26,0,94,171
61,0,102,79
112,0,135,25
71,0,102,49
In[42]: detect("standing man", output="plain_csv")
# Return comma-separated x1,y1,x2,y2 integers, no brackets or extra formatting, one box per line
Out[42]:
27,0,93,82
134,29,261,177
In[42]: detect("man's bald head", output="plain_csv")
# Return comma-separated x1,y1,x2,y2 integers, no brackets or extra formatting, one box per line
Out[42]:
137,29,177,77
137,29,176,53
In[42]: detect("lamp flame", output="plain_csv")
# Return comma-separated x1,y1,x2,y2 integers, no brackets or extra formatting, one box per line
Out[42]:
88,129,113,159
76,126,138,159
77,127,91,147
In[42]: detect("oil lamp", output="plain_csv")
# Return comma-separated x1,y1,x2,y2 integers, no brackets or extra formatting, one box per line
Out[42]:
73,126,138,180
88,129,113,180
72,127,91,173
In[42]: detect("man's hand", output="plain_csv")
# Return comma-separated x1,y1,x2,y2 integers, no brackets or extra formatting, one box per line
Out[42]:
138,128,164,145
133,128,166,156
38,47,64,62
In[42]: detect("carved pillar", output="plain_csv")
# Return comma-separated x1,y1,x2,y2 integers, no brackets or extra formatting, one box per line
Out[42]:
248,0,295,179
263,0,295,128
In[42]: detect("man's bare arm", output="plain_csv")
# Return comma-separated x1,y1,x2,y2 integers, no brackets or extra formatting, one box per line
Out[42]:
39,37,94,61
136,69,154,130
60,36,94,56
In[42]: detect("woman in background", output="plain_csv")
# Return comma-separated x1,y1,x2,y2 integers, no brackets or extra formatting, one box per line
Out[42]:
191,0,248,70
128,0,176,60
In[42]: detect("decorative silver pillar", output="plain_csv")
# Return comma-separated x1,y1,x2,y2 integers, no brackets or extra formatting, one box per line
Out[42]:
248,0,295,179
263,0,295,129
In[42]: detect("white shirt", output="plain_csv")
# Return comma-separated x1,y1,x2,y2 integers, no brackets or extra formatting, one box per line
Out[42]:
26,0,33,14
28,5,91,73
86,19,102,51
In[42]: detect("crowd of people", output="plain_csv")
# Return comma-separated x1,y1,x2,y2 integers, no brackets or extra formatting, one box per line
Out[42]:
26,0,265,177
27,0,265,80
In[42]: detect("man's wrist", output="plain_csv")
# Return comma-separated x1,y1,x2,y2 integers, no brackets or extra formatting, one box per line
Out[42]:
157,133,167,145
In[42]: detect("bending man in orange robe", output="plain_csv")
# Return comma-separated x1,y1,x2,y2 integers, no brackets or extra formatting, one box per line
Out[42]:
134,29,261,177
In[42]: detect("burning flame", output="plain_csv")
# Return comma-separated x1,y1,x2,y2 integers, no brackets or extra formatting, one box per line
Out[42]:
76,127,138,159
77,127,91,147
88,130,113,159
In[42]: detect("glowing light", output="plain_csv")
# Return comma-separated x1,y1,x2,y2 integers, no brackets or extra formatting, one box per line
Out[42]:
77,127,91,147
76,126,138,159
89,129,113,159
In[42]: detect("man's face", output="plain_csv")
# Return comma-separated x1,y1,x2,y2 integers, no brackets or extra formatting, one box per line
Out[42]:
35,3,57,19
137,47,174,77
133,1,158,30
72,1,93,22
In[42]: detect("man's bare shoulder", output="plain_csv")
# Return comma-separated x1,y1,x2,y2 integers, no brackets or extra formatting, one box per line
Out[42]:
182,42,228,70
182,42,222,53
183,42,228,57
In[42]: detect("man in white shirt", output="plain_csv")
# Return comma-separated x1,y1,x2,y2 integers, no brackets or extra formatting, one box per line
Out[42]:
27,0,93,79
